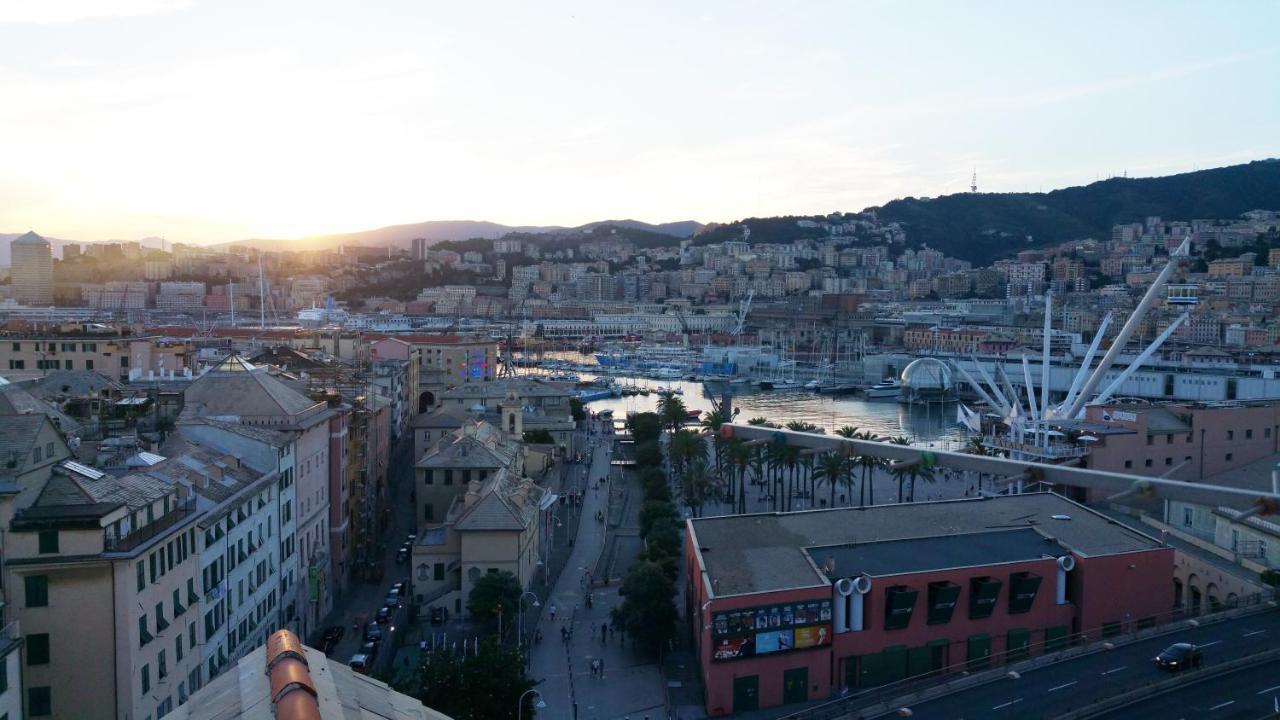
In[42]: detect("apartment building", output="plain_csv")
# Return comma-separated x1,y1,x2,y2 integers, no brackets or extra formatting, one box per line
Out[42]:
0,336,194,382
3,459,203,720
181,354,332,640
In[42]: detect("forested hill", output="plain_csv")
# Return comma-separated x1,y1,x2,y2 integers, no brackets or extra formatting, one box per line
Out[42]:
697,160,1280,265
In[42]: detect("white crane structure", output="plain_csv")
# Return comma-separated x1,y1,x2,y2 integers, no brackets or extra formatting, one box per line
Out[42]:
731,289,754,337
952,238,1192,459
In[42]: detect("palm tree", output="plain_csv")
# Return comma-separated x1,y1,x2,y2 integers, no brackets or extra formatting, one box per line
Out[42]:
836,425,860,439
656,391,687,436
887,436,936,502
853,431,882,506
729,440,752,514
700,406,729,488
670,429,704,488
684,456,711,518
813,451,847,508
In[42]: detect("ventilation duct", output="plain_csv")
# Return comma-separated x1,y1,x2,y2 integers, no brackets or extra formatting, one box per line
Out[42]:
1056,554,1076,605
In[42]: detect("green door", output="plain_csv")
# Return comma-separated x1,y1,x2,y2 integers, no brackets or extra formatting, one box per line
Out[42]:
907,646,933,678
1007,628,1031,662
783,667,808,704
882,645,909,684
843,656,859,689
927,639,950,672
967,633,991,670
733,675,759,713
1045,625,1068,652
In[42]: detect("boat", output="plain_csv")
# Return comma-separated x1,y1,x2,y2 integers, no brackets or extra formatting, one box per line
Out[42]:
864,378,902,400
652,367,684,380
813,382,860,395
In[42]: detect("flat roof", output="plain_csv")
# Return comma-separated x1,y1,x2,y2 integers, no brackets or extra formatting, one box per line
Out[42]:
689,493,1164,598
809,528,1066,579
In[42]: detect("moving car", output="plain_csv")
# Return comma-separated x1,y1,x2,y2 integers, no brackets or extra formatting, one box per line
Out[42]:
1154,642,1203,671
349,653,370,674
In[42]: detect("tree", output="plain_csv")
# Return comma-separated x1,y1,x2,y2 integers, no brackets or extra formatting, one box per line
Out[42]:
887,437,935,502
612,561,678,653
853,431,884,506
627,412,662,443
521,429,554,444
656,391,688,436
467,571,521,632
640,500,679,537
682,456,711,517
569,397,586,424
813,451,847,508
700,405,729,491
413,638,537,720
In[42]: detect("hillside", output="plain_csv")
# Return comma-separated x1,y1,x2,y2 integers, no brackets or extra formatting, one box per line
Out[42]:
697,160,1280,265
220,218,702,253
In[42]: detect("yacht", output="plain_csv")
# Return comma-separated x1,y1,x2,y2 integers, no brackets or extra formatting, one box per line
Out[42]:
864,378,901,400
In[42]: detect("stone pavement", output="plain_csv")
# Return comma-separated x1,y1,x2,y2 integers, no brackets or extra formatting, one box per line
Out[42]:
529,419,667,720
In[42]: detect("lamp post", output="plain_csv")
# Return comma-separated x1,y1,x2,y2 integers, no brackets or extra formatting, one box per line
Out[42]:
517,689,546,720
517,591,541,646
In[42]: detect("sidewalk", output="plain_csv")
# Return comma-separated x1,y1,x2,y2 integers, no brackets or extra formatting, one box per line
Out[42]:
529,422,667,719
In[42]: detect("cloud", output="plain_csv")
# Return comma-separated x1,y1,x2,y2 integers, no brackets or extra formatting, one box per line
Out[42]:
0,0,189,24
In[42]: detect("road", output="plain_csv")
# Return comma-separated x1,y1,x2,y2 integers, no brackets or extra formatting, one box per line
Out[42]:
1089,660,1280,720
323,431,417,676
869,609,1280,719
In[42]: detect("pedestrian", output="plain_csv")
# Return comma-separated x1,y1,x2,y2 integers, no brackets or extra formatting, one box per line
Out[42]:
549,603,557,621
590,658,599,677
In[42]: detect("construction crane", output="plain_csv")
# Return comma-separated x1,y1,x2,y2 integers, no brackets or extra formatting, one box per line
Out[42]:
731,289,755,338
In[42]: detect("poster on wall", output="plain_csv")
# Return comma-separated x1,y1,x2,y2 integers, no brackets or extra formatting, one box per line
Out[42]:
713,636,754,661
755,629,794,654
711,598,833,662
794,625,831,649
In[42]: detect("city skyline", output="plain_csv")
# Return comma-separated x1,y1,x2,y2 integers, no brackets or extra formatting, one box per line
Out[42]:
2,1,1278,245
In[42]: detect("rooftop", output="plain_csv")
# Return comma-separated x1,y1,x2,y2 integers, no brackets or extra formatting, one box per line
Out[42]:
689,493,1164,597
170,629,451,720
810,528,1068,579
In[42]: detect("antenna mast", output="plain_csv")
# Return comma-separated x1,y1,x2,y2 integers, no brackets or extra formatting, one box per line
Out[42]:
258,254,266,329
970,168,978,193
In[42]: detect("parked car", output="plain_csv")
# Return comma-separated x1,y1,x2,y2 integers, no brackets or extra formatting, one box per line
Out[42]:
360,640,379,664
348,653,370,674
320,625,345,653
375,606,392,624
1154,642,1203,671
364,622,383,642
395,545,410,565
385,587,403,608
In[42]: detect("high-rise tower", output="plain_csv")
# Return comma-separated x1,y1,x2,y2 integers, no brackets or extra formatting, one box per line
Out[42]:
10,231,53,306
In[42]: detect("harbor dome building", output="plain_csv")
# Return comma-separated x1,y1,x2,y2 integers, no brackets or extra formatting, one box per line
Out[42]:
899,357,956,404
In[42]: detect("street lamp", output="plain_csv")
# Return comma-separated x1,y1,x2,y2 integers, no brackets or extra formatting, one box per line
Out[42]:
517,689,546,720
517,591,541,646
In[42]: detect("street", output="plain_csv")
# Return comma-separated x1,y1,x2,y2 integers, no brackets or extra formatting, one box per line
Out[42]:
527,416,668,720
1089,660,1280,720
868,609,1280,719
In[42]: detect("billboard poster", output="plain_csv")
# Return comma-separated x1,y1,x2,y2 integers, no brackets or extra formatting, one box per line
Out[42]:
755,629,794,655
794,625,831,649
711,598,833,662
713,636,753,661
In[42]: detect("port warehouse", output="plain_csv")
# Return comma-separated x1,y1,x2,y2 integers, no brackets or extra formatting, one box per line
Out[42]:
684,493,1173,715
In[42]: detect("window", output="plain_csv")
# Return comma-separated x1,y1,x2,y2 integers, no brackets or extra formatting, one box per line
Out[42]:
1165,457,1173,466
159,649,167,679
85,359,94,370
1124,460,1132,469
140,615,152,646
1146,436,1153,446
32,446,42,463
1183,507,1193,526
1226,453,1233,462
24,575,49,607
176,635,184,662
444,469,453,486
1166,434,1173,445
424,503,434,521
28,687,51,716
137,563,146,592
1227,430,1234,441
1246,429,1253,439
1144,459,1152,467
10,343,17,352
141,664,150,693
26,633,50,665
156,602,168,631
38,530,58,554
435,563,445,581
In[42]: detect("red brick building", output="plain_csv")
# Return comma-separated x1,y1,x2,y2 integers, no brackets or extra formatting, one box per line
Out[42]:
684,494,1173,715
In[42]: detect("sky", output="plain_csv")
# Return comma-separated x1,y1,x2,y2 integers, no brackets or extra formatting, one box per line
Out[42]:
1,0,1278,244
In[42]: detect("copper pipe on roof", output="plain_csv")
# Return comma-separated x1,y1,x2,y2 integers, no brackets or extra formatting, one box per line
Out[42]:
265,630,321,720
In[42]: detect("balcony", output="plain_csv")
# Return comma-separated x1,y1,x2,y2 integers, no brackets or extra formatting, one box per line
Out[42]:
104,499,198,554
